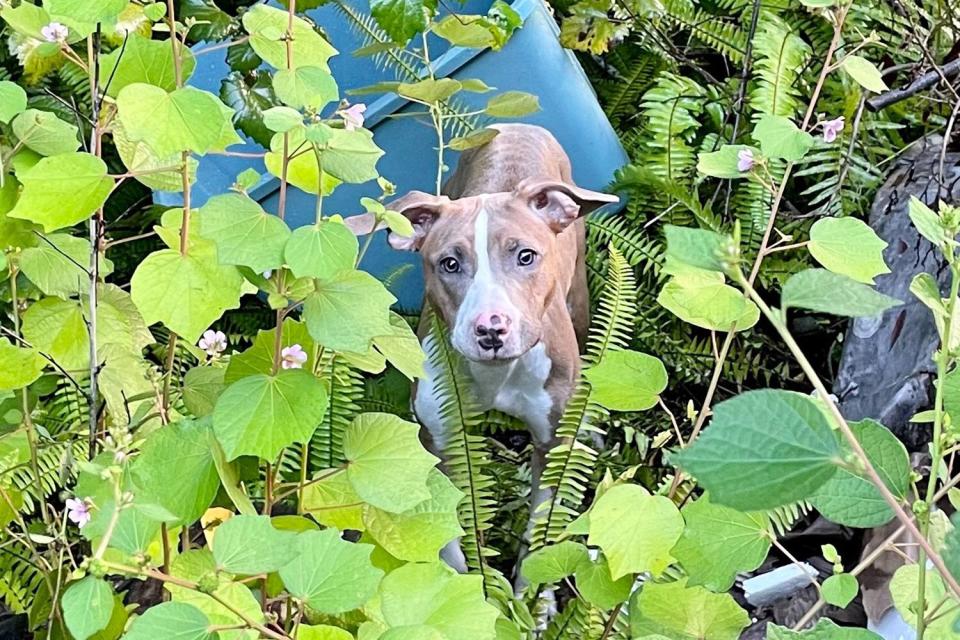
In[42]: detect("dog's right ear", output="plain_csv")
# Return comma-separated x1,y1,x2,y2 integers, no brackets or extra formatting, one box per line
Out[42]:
344,191,449,252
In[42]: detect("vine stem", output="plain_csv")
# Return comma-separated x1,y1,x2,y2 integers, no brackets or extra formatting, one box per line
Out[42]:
669,5,849,498
918,259,960,638
736,272,960,602
86,30,103,460
100,561,292,640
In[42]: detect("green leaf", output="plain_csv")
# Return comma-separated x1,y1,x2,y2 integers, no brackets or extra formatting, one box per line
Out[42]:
298,625,354,640
484,91,540,117
132,419,220,525
448,128,499,151
672,390,842,510
122,602,215,640
130,248,243,343
575,556,633,609
199,193,290,272
584,349,667,411
46,0,127,26
751,115,814,162
842,55,889,93
398,78,463,103
630,579,749,640
22,297,89,370
92,284,153,359
344,412,439,512
20,234,113,298
302,471,366,531
99,33,197,97
372,313,426,381
370,0,438,43
264,127,341,196
212,369,329,461
890,564,958,636
671,494,771,592
432,15,513,50
520,541,589,584
821,573,858,608
117,84,239,157
767,618,882,639
909,196,947,247
363,469,463,562
0,81,27,123
317,128,385,184
377,563,500,640
587,484,683,579
62,577,114,640
263,106,304,133
285,220,358,280
0,340,45,391
243,4,338,70
274,66,339,111
279,529,384,613
224,320,314,383
12,109,81,156
213,515,298,574
657,271,760,332
304,270,395,353
808,217,889,284
113,118,199,192
810,419,910,528
782,269,901,317
8,152,113,232
697,145,757,179
166,575,264,640
912,272,946,318
663,225,733,273
182,366,225,418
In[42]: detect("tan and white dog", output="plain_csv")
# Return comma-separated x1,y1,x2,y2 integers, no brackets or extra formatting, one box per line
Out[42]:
349,123,618,569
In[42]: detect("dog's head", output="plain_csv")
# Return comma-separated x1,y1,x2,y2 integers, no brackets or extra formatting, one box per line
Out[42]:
348,179,617,362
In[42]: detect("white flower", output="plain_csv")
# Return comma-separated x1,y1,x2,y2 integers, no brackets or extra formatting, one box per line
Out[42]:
338,103,367,131
821,116,845,143
198,330,227,356
40,22,69,43
262,270,273,279
65,497,91,528
737,148,755,172
281,344,308,369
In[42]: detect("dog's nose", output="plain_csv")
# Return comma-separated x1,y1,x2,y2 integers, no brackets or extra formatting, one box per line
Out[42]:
475,311,511,351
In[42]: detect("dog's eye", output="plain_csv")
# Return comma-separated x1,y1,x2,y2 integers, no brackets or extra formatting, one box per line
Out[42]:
517,249,537,266
440,257,461,273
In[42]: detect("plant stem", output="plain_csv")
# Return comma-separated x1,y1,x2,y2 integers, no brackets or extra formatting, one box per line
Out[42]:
8,269,50,524
737,272,960,602
917,260,960,639
86,30,103,460
668,5,849,498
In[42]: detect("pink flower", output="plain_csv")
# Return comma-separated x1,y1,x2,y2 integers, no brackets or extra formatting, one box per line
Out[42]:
198,330,227,357
65,497,91,528
822,116,845,143
737,148,755,172
41,22,69,43
281,344,308,369
338,103,366,131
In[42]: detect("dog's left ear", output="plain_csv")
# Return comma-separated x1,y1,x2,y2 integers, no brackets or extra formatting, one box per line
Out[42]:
517,178,620,233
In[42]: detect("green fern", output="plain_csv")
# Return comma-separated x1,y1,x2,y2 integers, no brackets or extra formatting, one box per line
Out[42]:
749,12,810,118
422,308,501,594
637,72,707,183
311,353,364,471
532,246,636,548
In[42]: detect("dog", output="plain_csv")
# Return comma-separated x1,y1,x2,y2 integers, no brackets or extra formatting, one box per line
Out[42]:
348,123,618,571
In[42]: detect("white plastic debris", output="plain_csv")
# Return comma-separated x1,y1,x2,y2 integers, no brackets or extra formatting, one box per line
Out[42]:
742,563,819,607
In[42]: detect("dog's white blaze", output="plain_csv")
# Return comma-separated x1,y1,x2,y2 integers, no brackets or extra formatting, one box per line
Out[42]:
451,206,520,355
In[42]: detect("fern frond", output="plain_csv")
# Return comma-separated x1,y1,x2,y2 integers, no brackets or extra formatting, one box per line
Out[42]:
424,308,500,594
532,247,636,548
0,541,45,613
311,353,364,471
749,12,810,118
637,72,706,183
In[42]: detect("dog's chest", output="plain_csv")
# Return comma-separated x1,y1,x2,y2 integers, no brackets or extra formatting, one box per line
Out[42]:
468,343,555,441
